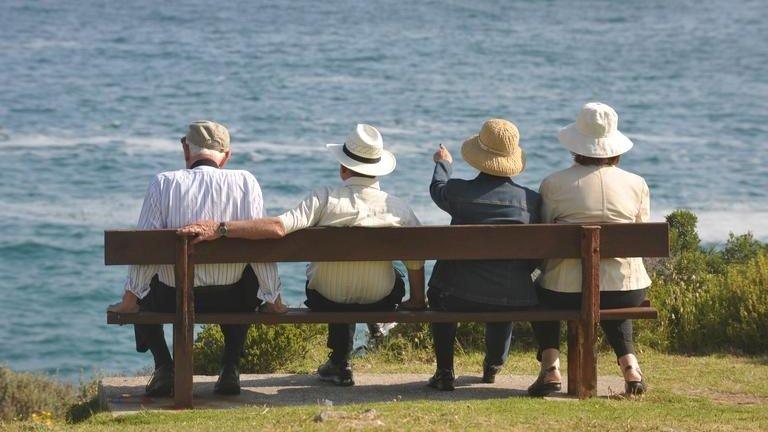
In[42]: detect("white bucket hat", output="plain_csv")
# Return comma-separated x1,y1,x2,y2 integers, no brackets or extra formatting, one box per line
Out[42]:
558,102,634,158
326,124,396,177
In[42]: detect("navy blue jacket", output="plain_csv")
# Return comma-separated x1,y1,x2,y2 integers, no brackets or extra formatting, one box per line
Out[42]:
428,161,542,306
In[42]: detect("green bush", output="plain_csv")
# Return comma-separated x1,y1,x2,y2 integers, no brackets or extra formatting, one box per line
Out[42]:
193,324,325,374
636,210,768,354
0,367,98,422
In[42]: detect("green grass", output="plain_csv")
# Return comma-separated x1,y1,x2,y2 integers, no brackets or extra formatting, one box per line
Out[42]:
3,349,766,432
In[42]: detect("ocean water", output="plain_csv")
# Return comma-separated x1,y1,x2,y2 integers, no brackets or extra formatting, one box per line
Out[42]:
0,0,766,379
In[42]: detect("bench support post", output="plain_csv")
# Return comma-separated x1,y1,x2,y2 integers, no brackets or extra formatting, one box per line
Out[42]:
173,236,195,408
573,226,601,399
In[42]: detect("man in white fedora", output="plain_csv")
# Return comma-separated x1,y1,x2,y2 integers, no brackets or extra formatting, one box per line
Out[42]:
180,124,426,386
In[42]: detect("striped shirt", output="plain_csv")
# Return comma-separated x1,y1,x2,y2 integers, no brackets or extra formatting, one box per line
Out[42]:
277,176,423,304
124,164,281,303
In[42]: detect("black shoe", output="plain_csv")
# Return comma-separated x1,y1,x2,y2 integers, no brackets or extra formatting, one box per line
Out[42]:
214,364,241,395
317,357,354,387
482,363,503,384
145,364,174,397
527,366,562,397
427,369,455,391
624,366,647,396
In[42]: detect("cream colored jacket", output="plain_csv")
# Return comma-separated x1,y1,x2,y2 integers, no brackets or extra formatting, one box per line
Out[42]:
538,164,652,293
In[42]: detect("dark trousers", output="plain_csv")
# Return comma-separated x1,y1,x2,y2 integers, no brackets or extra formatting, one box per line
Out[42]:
429,288,518,371
531,286,647,360
304,272,406,364
135,266,262,369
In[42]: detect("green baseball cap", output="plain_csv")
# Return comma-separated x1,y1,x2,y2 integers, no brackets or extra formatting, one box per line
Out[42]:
182,120,230,152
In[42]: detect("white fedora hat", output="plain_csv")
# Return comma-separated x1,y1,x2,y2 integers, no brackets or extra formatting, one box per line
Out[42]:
558,102,633,158
326,124,396,177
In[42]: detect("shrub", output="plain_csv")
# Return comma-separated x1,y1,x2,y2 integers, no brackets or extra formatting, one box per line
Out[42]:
636,210,768,354
0,367,100,422
193,324,325,374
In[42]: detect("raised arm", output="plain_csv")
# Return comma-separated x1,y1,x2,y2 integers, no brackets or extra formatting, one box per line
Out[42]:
430,144,454,213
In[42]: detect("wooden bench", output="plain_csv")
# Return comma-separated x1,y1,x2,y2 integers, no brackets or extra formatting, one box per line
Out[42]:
105,223,668,407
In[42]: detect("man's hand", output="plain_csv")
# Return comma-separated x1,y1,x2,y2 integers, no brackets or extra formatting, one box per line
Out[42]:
177,220,220,244
399,297,427,311
433,144,453,164
107,290,140,313
259,296,288,314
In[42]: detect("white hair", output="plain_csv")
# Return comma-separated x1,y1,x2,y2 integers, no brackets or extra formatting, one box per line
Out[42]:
188,143,226,160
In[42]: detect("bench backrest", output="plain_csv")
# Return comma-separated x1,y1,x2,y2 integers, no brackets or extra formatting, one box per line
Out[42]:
104,223,669,265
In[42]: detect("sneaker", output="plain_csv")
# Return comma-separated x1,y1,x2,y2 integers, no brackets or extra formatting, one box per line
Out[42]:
427,368,455,391
317,357,354,387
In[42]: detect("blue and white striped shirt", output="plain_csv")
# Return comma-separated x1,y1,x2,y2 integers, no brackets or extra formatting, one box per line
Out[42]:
124,164,281,303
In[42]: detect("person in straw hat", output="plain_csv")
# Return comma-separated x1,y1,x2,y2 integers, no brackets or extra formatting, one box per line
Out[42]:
426,119,542,391
180,124,426,387
527,102,651,397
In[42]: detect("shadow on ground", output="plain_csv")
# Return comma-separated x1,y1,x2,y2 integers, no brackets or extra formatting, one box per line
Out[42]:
100,373,627,414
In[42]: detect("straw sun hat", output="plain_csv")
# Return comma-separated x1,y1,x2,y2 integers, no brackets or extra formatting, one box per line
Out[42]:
461,119,526,177
326,124,396,177
558,102,633,158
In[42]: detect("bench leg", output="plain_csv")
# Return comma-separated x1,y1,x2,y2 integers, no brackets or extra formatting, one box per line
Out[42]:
576,226,600,399
577,319,598,399
174,236,195,408
173,321,194,408
567,320,580,396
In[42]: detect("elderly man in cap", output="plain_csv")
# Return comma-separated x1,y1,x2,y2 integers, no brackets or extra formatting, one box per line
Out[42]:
108,120,286,397
180,124,426,386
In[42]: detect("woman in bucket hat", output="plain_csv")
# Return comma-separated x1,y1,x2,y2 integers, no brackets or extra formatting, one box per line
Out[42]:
528,102,651,397
426,119,542,391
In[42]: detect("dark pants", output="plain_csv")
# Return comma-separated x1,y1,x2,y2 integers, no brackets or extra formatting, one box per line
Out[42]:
531,286,647,360
429,288,519,371
304,272,406,364
135,266,262,369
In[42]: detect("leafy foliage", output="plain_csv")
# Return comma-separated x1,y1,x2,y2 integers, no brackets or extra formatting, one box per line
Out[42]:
636,210,768,354
193,323,325,374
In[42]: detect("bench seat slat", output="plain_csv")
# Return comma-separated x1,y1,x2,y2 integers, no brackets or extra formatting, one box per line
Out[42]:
107,307,657,325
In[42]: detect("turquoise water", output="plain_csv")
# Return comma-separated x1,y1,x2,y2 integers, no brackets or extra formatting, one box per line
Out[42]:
0,0,766,378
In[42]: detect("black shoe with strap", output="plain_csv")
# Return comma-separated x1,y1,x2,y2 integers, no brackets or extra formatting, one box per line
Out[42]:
624,366,647,396
482,363,503,384
317,356,354,387
214,363,241,395
145,363,174,397
428,368,455,391
527,366,562,397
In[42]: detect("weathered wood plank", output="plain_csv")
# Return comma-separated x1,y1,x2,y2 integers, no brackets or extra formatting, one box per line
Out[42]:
578,226,601,399
173,236,194,409
104,223,669,265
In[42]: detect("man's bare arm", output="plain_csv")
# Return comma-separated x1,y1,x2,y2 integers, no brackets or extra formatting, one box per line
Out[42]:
177,217,286,244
